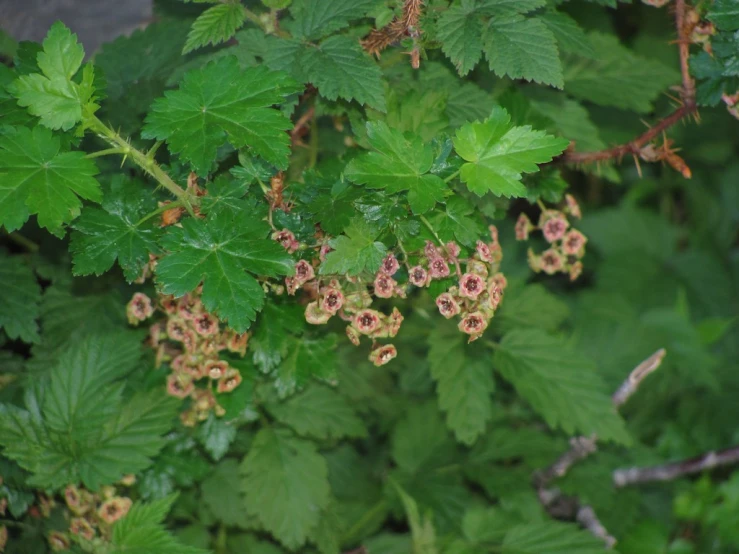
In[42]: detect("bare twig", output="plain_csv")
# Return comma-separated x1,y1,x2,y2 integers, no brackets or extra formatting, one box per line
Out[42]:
577,506,617,549
612,348,667,407
614,445,739,487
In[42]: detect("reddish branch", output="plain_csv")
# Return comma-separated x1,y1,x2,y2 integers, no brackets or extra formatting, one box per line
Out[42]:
362,0,424,66
562,0,698,166
614,445,739,488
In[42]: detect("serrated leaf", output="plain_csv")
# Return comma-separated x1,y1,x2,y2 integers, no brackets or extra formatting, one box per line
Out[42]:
274,336,338,397
266,385,367,440
0,252,41,343
201,459,251,527
478,0,545,14
428,326,494,445
493,329,631,444
240,428,330,549
8,22,92,131
196,414,237,461
251,302,307,372
143,56,300,175
344,121,448,213
503,521,612,554
319,218,387,276
156,210,294,333
563,32,679,113
392,402,457,475
291,0,375,40
437,2,484,77
300,35,386,111
539,10,594,57
112,495,206,554
0,126,101,235
453,106,569,197
184,2,247,53
708,0,739,30
495,283,569,332
483,16,563,88
70,177,162,282
433,196,483,247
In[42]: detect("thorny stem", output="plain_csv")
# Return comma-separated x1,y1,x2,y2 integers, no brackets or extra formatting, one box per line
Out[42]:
135,200,186,227
561,0,697,166
613,445,739,488
85,147,127,159
86,115,196,215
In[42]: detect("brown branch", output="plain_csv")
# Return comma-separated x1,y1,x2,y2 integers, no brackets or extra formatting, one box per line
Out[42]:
577,505,617,549
561,0,697,166
362,0,424,66
613,445,739,488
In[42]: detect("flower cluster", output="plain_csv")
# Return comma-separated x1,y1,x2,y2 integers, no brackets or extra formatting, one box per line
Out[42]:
45,477,135,551
516,194,587,281
126,289,248,426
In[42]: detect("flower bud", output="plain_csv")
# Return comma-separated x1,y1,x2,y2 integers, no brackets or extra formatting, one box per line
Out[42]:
445,241,461,260
305,301,331,324
226,331,249,356
70,517,95,540
475,240,493,263
387,307,404,338
346,325,361,346
466,260,489,278
490,272,508,291
565,194,582,219
515,213,533,241
381,253,400,276
569,261,584,281
424,240,440,259
48,531,70,551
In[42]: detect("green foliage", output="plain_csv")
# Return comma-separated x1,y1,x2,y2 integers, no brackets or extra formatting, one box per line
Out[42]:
319,218,387,275
0,251,41,343
183,2,247,54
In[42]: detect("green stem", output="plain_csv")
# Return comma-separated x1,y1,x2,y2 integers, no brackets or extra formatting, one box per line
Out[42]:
136,200,185,227
85,147,127,159
536,198,547,212
419,214,443,246
87,115,195,215
444,169,461,183
2,230,39,252
308,112,319,169
214,523,227,554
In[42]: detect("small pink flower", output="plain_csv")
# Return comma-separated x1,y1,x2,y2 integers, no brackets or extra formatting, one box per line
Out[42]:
369,344,397,366
539,210,569,243
217,369,242,393
459,273,485,300
374,273,397,298
458,311,488,339
295,260,315,283
569,261,583,281
166,317,188,342
167,373,193,399
226,331,249,356
488,285,503,310
565,194,582,219
64,485,83,512
272,229,300,253
424,240,441,259
408,265,429,287
319,243,333,261
70,517,95,540
48,531,70,552
148,322,165,348
429,257,450,279
159,295,177,315
562,229,587,257
490,272,507,291
515,213,532,241
387,307,404,338
204,360,229,380
346,325,361,346
98,497,132,524
126,293,154,325
476,240,493,263
181,329,199,353
353,309,382,335
194,312,219,337
445,241,461,260
344,291,372,313
177,295,202,320
436,293,461,319
320,287,344,314
305,301,331,324
540,248,564,275
381,254,400,276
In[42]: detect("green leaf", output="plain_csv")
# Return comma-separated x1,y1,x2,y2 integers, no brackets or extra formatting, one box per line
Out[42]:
0,252,41,343
112,495,207,554
393,482,439,554
274,336,338,397
156,210,294,333
266,384,367,440
437,2,484,77
478,0,545,14
503,521,612,554
0,126,101,235
539,10,594,57
291,0,375,40
493,329,631,444
453,106,569,197
495,283,570,333
184,2,247,53
70,177,162,282
299,35,386,111
433,196,483,247
8,22,92,131
563,32,679,113
0,334,178,490
708,0,739,30
319,218,387,276
251,302,307,372
428,326,494,445
143,56,300,175
483,16,563,88
196,414,237,461
344,121,448,213
201,459,251,527
240,428,330,549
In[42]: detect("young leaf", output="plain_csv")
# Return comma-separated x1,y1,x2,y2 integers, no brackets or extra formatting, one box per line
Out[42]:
8,22,92,131
183,2,247,54
142,57,300,175
433,196,483,247
266,384,367,440
503,521,611,554
291,0,375,40
437,2,484,77
452,106,569,198
240,428,330,549
483,16,563,89
156,210,294,333
428,326,494,446
274,336,338,398
0,126,101,236
70,177,162,282
493,329,631,444
344,121,448,213
319,218,387,276
0,252,41,343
